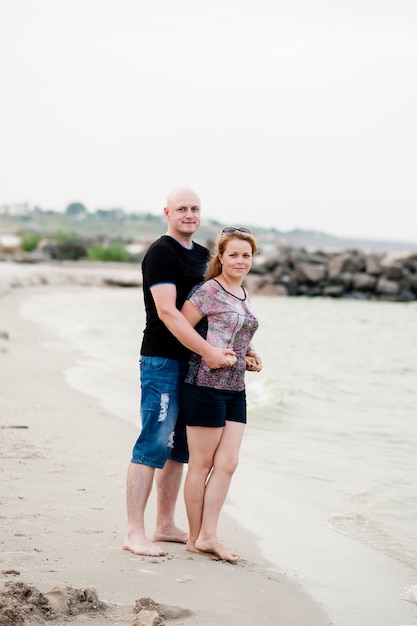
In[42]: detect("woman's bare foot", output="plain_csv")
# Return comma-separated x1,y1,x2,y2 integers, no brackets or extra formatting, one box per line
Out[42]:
195,537,239,563
153,525,188,544
186,540,220,559
123,532,167,557
185,540,200,554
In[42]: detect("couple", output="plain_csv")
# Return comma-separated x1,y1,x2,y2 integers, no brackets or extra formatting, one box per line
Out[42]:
123,187,262,563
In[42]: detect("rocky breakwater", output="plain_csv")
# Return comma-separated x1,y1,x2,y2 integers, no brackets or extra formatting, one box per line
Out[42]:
245,247,417,301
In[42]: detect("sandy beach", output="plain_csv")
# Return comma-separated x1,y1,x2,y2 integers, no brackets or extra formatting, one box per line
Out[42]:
0,264,332,626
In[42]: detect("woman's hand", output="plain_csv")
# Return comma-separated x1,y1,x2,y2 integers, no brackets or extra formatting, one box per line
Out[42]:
245,355,262,372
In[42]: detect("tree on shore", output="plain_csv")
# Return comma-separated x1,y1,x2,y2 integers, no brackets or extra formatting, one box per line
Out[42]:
65,202,87,217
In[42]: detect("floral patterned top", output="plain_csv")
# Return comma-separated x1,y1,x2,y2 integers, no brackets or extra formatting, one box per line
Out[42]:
184,278,259,391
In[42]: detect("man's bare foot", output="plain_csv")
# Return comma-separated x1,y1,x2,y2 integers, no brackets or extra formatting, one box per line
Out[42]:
195,538,239,563
123,534,167,557
153,525,188,544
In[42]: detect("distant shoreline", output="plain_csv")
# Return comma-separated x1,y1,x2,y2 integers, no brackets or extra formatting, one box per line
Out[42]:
1,251,417,302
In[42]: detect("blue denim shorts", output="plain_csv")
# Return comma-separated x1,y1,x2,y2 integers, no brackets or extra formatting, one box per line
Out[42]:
131,356,189,468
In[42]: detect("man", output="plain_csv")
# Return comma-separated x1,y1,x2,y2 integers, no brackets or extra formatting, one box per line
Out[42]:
123,187,235,557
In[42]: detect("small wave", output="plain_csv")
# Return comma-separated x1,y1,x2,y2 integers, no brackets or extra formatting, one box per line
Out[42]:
400,584,417,605
246,377,284,409
328,511,417,570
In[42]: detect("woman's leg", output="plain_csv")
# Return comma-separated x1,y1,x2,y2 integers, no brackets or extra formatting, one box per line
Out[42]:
184,425,223,552
196,421,245,562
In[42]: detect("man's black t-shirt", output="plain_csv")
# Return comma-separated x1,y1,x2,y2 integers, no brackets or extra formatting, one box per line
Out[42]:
140,235,210,361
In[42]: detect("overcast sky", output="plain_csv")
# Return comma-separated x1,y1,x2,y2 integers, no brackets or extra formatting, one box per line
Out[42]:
1,0,416,242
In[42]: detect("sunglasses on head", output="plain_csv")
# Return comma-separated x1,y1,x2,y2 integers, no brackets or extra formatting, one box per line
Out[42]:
222,227,251,234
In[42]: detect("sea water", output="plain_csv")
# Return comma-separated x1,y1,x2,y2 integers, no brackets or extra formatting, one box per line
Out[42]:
20,287,417,623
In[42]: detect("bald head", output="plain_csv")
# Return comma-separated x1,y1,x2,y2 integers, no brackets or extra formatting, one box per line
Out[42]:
166,187,201,210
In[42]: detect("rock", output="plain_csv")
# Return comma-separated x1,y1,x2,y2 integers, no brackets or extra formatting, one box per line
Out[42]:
365,254,382,275
243,274,268,292
322,284,345,297
258,283,289,296
352,273,377,291
327,253,352,278
404,271,417,294
298,284,322,297
383,263,403,280
347,251,367,272
294,262,326,284
276,277,299,295
338,272,354,289
376,277,400,296
396,287,416,302
253,254,280,272
402,255,417,273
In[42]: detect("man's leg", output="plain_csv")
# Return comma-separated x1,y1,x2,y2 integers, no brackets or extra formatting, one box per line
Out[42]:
153,459,188,543
125,356,187,550
123,462,167,556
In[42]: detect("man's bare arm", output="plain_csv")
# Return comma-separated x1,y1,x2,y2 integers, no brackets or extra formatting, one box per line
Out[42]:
151,284,234,369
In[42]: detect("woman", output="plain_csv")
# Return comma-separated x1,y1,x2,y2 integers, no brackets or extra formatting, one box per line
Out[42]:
181,227,262,563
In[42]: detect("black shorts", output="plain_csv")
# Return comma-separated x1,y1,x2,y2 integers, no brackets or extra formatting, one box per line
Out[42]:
181,383,246,428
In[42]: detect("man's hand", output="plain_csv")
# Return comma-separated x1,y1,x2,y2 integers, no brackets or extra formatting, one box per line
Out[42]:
202,346,236,369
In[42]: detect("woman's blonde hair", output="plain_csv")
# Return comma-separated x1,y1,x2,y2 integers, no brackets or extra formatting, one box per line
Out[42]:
205,229,258,280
